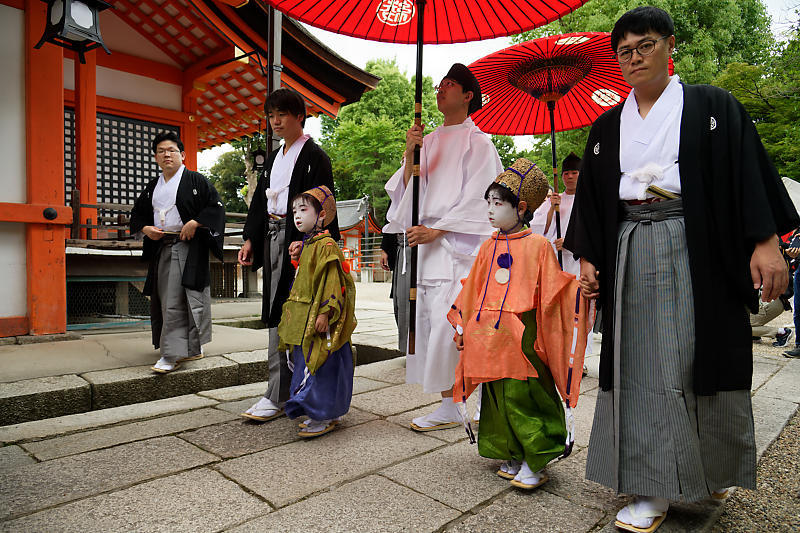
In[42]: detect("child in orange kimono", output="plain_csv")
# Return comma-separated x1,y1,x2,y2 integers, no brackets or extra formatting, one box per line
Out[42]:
450,158,590,489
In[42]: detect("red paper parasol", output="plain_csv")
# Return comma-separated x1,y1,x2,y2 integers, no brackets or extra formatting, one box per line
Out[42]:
263,0,587,44
264,1,586,359
469,32,674,264
470,32,646,135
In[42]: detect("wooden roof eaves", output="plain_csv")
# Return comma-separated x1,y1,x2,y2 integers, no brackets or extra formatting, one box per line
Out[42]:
278,14,381,92
189,0,341,117
250,0,379,91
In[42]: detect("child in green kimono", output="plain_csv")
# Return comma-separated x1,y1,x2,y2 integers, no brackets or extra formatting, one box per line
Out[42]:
279,185,357,438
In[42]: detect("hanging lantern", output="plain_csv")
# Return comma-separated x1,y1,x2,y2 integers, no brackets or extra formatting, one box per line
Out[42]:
252,149,267,172
34,0,112,64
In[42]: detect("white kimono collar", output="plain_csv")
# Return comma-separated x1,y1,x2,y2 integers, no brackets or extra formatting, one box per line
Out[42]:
620,75,682,147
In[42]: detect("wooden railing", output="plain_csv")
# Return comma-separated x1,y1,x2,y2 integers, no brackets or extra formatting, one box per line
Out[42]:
69,189,246,244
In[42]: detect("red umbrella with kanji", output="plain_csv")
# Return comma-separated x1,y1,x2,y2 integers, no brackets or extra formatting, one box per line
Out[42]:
263,0,588,357
469,32,674,263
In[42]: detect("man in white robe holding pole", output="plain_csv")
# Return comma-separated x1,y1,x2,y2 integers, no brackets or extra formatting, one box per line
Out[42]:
384,63,503,431
531,152,582,276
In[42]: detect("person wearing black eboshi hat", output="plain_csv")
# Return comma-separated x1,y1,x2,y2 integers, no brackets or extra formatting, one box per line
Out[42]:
383,62,503,432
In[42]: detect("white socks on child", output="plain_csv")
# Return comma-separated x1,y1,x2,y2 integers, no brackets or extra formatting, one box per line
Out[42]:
513,460,544,485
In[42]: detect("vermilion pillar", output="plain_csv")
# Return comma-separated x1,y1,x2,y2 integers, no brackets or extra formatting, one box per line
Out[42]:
182,93,198,170
24,0,67,334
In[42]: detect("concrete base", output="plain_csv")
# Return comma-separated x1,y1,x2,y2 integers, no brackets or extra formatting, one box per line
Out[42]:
81,356,239,410
0,375,90,426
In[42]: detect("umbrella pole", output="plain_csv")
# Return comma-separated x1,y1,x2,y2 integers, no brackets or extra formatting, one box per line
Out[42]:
547,100,563,267
408,0,426,355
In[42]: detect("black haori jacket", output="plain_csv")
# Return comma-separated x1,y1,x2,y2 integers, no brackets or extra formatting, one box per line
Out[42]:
243,138,340,327
564,84,799,396
130,169,226,295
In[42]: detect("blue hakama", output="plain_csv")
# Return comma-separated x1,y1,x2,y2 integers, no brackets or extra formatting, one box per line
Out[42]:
285,342,354,421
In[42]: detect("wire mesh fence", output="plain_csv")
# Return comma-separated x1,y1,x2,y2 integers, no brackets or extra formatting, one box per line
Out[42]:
67,278,151,329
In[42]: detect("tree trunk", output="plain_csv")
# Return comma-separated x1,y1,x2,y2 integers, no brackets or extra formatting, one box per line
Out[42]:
244,156,258,207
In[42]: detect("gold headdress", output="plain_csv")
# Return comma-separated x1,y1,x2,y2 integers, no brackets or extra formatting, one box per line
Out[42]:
494,158,549,211
301,185,337,228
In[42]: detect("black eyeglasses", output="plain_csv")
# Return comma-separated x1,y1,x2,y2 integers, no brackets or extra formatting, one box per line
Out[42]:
614,35,670,64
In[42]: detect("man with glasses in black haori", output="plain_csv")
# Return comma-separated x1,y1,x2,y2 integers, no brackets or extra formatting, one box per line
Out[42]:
564,6,798,532
131,132,226,374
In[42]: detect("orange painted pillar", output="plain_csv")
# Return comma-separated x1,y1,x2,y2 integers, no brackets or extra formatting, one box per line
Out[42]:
75,50,97,239
182,94,198,170
25,0,67,334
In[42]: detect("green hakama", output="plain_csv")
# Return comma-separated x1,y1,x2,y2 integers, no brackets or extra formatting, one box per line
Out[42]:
477,311,567,472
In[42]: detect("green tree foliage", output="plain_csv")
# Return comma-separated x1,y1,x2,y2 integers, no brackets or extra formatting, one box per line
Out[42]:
229,133,266,206
714,16,800,179
321,58,442,223
207,150,248,213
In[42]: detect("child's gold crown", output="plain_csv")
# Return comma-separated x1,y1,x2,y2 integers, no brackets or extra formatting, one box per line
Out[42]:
494,158,549,211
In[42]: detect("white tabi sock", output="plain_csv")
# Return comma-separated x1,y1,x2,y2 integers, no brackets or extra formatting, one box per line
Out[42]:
411,398,462,428
616,496,669,529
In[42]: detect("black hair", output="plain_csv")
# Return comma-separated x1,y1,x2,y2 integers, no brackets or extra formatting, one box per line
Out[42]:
610,6,674,51
291,193,322,215
152,131,184,153
484,183,534,224
265,88,307,127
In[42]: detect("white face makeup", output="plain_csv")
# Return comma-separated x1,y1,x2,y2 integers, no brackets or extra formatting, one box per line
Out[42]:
292,197,320,234
486,190,519,232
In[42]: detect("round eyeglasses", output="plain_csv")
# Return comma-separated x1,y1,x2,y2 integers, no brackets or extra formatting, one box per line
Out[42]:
614,35,670,64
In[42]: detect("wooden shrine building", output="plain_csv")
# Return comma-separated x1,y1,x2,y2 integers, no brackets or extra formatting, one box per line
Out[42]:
0,0,378,337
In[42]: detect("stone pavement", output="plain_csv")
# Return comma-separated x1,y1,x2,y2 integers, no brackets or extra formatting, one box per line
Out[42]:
1,344,797,532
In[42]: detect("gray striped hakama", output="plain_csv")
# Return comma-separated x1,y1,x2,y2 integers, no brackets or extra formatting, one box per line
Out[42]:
262,217,291,405
150,239,212,363
392,235,411,353
585,199,756,501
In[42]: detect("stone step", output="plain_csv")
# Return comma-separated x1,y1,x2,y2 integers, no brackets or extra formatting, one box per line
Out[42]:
0,345,401,426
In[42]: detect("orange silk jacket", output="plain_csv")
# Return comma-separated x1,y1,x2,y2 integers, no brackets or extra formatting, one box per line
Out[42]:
448,228,589,407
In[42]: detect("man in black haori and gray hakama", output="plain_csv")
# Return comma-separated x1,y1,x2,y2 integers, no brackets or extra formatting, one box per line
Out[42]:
130,132,225,374
238,89,340,422
564,7,798,533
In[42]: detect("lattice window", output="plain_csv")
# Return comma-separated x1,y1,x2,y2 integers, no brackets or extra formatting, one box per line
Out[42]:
64,110,180,206
64,109,76,203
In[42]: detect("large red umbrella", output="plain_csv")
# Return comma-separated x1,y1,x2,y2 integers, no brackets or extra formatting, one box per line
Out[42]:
469,32,674,263
263,0,587,44
264,0,587,356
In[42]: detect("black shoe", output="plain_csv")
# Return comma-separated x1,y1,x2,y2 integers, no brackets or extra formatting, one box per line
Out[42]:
752,336,762,342
783,347,800,358
773,328,793,347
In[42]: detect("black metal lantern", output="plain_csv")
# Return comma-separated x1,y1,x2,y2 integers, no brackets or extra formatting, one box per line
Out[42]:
252,149,267,172
34,0,112,64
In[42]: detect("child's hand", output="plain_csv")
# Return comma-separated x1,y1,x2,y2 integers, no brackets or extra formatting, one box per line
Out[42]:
455,333,464,351
315,313,329,334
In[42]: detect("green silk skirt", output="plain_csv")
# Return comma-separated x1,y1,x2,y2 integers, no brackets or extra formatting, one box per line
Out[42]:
477,310,567,472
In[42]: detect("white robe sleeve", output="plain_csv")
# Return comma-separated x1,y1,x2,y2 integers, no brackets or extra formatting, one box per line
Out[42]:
429,133,502,255
383,161,409,234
